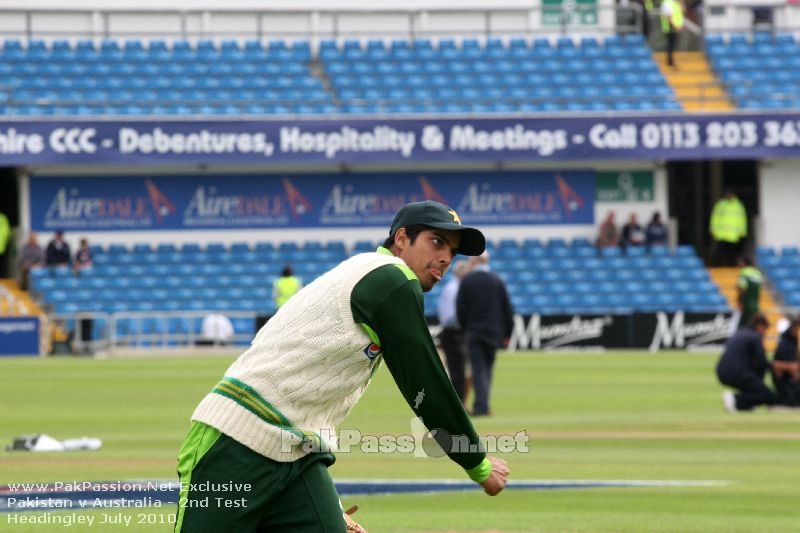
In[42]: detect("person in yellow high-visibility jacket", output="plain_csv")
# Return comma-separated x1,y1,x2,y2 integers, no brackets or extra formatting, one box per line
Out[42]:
660,0,684,67
0,211,10,278
710,189,748,267
272,264,302,309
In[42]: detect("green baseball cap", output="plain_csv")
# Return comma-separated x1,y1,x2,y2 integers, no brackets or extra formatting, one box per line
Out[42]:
389,200,486,256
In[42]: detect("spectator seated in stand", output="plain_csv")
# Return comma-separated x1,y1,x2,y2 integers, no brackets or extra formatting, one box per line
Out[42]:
595,211,620,249
620,213,645,251
645,211,668,249
18,232,45,291
73,238,94,272
45,229,71,268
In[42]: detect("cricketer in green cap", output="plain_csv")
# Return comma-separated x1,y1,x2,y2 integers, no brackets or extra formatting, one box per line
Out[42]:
174,198,508,533
389,200,486,256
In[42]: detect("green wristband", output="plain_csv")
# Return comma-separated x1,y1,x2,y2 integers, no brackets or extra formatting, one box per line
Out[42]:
466,457,492,483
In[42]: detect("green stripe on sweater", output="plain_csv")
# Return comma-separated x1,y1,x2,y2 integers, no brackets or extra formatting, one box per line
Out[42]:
213,377,291,426
212,377,323,448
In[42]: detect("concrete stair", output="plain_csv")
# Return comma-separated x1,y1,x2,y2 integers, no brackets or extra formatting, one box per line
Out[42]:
708,267,781,352
0,278,45,316
653,51,734,112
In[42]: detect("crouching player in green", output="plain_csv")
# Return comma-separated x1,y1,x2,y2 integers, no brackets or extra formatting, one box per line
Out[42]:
174,201,510,532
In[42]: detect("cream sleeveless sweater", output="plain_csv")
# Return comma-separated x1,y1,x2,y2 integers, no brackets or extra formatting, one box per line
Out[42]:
191,251,405,462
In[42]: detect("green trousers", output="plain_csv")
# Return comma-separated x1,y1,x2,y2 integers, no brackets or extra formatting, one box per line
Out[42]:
175,422,346,533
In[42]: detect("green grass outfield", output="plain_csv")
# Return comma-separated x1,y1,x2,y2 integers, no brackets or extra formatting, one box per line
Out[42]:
2,351,800,532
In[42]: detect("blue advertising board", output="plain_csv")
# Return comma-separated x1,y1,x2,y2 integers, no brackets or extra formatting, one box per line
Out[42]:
0,317,40,356
30,171,594,231
4,113,800,166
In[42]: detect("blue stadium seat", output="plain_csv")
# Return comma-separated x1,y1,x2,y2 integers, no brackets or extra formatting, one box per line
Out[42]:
231,41,260,58
622,33,646,47
265,39,287,53
507,37,527,51
532,37,552,50
50,39,71,52
123,39,145,53
228,242,251,254
180,242,202,255
603,35,622,49
205,242,227,254
556,36,575,49
600,247,622,258
342,38,362,53
219,39,241,54
3,38,22,51
364,38,385,52
26,39,47,54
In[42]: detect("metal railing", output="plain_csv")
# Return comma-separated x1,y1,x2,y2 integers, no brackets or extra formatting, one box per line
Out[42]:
0,5,640,42
50,310,262,355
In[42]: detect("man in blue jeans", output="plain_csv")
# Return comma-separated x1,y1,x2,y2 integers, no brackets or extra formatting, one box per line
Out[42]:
456,251,514,416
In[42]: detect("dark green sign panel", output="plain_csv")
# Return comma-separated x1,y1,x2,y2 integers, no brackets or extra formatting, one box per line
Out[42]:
596,171,655,202
541,0,599,26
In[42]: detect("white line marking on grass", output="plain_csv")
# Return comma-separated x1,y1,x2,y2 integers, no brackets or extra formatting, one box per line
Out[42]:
334,478,729,495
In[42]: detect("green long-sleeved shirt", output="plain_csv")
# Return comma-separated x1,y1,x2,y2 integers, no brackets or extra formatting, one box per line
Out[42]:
351,248,486,472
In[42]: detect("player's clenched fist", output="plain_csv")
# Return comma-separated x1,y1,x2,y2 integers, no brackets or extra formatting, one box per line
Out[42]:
480,456,510,496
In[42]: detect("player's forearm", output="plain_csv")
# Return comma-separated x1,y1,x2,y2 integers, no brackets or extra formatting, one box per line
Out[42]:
382,334,486,470
353,273,487,471
375,299,486,470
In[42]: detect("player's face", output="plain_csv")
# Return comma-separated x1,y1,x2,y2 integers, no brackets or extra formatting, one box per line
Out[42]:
394,228,460,292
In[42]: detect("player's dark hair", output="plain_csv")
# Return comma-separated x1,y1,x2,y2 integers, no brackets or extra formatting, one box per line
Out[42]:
281,265,293,277
748,312,769,329
383,224,425,249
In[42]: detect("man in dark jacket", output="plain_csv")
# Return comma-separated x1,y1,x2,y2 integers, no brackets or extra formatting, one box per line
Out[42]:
715,313,777,412
771,316,800,407
45,229,71,267
456,251,514,416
